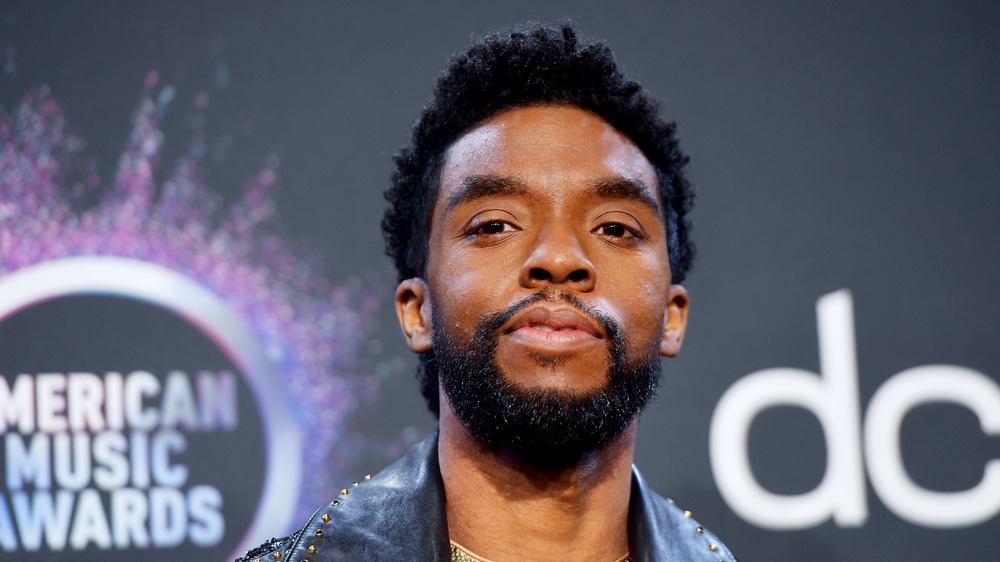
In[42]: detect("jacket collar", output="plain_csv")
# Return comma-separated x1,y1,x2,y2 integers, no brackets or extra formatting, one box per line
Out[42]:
281,429,734,561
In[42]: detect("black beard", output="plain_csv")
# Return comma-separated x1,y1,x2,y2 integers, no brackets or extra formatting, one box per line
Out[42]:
429,290,661,469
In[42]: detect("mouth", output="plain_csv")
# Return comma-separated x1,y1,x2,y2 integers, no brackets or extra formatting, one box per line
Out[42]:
527,324,580,332
504,303,605,341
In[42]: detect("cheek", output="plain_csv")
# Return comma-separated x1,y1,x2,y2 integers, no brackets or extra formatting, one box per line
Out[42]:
598,259,670,336
428,248,519,334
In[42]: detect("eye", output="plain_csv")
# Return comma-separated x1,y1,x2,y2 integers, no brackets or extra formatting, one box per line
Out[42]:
473,220,517,236
594,222,638,239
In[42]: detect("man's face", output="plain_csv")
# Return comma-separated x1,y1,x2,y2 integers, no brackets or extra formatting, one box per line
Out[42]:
398,105,688,461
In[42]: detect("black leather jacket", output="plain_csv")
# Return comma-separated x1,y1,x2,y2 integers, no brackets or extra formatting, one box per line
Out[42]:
237,432,736,561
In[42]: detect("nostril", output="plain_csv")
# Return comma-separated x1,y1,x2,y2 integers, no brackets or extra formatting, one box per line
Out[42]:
529,267,551,281
568,269,589,283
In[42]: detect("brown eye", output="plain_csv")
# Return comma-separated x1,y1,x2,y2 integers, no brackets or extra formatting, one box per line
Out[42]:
596,223,631,238
476,220,515,235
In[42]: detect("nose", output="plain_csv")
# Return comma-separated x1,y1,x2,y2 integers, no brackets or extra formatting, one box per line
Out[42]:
518,224,596,291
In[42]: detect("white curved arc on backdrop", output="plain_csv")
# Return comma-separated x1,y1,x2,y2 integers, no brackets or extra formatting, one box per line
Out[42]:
709,290,867,530
0,256,302,559
864,365,1000,527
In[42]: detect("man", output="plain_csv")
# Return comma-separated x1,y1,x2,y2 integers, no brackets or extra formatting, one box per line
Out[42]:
239,22,735,561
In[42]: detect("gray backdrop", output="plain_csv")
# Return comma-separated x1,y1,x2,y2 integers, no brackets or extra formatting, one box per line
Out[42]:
2,1,998,560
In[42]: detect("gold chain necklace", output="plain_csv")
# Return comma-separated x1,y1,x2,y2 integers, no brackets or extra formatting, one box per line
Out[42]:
450,540,630,562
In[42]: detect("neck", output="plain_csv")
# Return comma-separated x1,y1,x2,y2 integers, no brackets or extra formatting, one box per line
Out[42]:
438,400,635,562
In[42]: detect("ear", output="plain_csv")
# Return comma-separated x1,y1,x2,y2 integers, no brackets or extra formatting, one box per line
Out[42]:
395,278,433,353
660,284,689,357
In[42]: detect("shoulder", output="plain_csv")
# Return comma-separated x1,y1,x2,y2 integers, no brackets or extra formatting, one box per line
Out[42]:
631,467,738,561
234,533,298,562
234,432,449,561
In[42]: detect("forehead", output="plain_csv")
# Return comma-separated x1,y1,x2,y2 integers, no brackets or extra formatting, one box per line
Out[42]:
438,105,659,204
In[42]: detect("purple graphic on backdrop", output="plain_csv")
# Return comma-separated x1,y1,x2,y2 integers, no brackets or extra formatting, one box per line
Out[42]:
0,72,380,542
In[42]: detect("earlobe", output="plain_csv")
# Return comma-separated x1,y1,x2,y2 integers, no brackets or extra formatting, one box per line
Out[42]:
395,278,433,353
660,284,689,357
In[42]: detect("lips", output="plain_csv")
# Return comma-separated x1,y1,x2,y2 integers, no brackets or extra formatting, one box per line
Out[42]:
528,325,574,332
504,303,604,342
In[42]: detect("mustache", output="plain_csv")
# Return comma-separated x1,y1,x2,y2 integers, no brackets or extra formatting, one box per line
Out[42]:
476,289,624,350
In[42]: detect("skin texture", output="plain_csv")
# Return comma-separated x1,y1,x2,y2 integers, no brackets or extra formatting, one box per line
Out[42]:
395,105,689,561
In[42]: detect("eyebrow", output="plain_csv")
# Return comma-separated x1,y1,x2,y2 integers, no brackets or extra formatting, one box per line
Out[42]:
589,177,662,219
445,175,529,211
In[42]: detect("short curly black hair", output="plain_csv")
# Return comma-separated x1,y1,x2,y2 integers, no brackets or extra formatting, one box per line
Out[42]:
382,22,695,414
